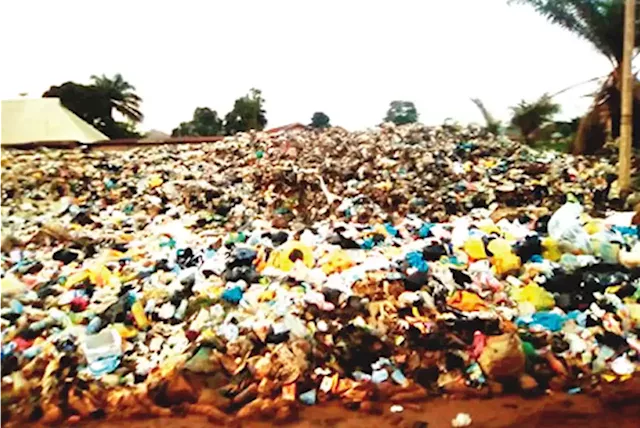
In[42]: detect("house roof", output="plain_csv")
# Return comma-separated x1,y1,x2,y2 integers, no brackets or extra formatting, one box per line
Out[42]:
1,98,107,146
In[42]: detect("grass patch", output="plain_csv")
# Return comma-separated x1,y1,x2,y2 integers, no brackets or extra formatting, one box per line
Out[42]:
531,140,570,153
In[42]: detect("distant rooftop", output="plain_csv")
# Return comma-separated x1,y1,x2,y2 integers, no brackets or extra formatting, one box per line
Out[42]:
1,98,107,146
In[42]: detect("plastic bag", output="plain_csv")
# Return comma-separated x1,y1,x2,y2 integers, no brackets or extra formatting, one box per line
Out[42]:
477,333,525,380
547,202,590,253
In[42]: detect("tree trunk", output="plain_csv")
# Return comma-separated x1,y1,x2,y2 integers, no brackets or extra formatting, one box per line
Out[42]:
572,68,640,155
571,78,611,155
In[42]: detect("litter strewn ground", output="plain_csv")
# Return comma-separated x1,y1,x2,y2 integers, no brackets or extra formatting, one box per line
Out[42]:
1,124,639,425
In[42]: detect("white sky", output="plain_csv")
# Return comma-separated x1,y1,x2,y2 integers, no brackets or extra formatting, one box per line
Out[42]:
1,0,616,133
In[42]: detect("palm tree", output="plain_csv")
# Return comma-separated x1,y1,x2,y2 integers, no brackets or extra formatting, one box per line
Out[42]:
90,73,143,123
510,94,560,144
510,0,640,154
471,98,502,135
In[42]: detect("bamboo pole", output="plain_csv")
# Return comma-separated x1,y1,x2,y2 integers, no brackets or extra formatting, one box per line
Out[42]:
620,0,636,190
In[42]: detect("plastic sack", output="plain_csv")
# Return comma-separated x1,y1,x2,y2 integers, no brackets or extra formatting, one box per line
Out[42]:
447,290,487,312
477,333,525,380
516,311,567,332
463,237,487,260
547,202,591,253
492,252,521,276
266,241,314,272
513,282,555,311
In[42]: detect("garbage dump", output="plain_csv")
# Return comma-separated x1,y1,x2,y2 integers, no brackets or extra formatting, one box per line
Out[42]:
1,123,639,425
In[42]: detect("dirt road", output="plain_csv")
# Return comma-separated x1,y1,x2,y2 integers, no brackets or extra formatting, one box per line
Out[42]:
85,378,640,428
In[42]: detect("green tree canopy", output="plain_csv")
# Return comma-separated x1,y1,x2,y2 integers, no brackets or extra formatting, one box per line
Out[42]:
510,94,560,144
384,101,419,125
172,107,224,137
310,112,331,128
43,79,141,139
509,0,637,66
510,0,640,153
90,73,144,123
43,82,111,128
223,88,267,135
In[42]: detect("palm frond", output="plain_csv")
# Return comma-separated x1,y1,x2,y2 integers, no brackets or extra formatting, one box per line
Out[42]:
113,100,144,122
88,73,144,123
509,0,635,65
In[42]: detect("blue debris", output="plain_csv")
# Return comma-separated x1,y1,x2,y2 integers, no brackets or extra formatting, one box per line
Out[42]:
384,223,399,237
418,222,434,238
299,389,317,405
22,345,42,359
530,254,544,263
88,356,120,376
371,369,389,383
391,369,408,385
516,311,567,332
10,299,23,314
361,238,375,250
406,251,429,272
612,225,638,236
222,286,243,304
352,371,372,381
104,179,116,190
371,357,391,370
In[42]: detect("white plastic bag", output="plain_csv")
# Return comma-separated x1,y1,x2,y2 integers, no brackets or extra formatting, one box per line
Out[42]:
547,202,591,252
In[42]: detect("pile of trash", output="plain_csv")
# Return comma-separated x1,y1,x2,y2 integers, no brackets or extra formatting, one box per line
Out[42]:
0,123,633,233
1,124,639,425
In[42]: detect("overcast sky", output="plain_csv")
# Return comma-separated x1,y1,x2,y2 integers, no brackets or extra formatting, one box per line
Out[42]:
1,0,616,133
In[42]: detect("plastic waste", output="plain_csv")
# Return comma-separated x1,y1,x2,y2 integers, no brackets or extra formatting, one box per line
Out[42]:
513,283,555,311
371,369,389,383
492,251,521,275
611,355,634,375
299,389,317,405
1,124,640,423
477,333,525,380
516,311,566,332
451,413,472,428
448,290,487,312
463,237,487,259
547,202,591,252
131,301,149,329
81,328,122,376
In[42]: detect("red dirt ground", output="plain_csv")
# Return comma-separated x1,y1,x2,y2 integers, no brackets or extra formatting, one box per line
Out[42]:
83,377,640,428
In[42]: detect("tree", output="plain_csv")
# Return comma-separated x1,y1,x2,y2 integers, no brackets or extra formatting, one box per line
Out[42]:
43,82,112,129
310,112,331,128
109,121,143,139
43,76,143,139
90,73,143,123
223,88,267,135
471,98,502,135
510,94,560,144
172,107,224,137
510,0,640,153
384,101,418,125
553,117,581,138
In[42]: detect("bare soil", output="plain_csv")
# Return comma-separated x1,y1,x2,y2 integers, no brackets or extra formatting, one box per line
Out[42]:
84,377,640,428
